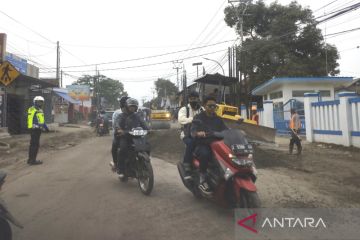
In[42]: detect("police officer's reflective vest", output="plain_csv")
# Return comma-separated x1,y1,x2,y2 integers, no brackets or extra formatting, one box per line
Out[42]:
27,106,45,129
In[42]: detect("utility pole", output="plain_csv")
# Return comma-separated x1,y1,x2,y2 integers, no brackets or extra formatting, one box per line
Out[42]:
60,70,63,88
56,41,60,85
182,67,187,106
228,47,232,77
172,60,183,89
228,0,250,112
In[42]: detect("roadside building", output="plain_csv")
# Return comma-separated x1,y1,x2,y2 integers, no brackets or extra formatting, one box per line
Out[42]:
0,73,56,134
251,76,354,134
52,88,81,124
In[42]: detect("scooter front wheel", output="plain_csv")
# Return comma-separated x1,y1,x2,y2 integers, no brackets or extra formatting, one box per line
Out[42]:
237,189,261,208
137,153,154,196
0,218,12,240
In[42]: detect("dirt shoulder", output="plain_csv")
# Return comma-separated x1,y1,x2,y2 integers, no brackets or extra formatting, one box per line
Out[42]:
148,129,360,207
0,125,95,168
255,137,360,207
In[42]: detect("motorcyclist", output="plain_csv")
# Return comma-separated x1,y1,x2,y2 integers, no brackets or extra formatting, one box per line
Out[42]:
96,110,109,134
116,98,149,178
111,96,129,172
178,91,203,179
191,95,228,194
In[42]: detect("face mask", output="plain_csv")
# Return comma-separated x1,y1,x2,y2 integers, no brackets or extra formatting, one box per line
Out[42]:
189,101,199,109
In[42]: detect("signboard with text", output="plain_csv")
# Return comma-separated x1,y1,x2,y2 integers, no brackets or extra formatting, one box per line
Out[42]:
66,85,90,101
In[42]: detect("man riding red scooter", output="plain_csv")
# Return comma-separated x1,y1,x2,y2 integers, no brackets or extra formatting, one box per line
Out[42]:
177,96,260,208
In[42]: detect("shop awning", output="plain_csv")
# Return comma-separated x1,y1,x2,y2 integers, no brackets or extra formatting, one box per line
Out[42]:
53,89,80,104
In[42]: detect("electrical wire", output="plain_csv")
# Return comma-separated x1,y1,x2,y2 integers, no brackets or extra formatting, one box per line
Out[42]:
42,39,236,69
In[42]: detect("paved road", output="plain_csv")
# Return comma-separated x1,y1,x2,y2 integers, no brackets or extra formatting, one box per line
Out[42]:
2,136,234,240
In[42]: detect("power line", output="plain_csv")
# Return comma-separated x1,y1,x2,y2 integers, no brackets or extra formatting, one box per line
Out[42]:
313,0,340,13
62,49,228,73
40,39,237,69
0,9,55,44
325,27,360,37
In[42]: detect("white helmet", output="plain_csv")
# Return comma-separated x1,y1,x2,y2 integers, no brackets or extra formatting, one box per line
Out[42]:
33,96,45,102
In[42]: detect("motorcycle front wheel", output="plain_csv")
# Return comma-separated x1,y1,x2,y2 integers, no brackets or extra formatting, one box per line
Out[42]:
237,189,261,208
0,218,12,240
137,153,154,195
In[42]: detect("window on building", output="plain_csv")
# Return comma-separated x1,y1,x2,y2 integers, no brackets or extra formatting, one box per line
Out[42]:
291,90,331,97
263,95,268,100
269,91,283,99
292,90,314,97
319,90,331,97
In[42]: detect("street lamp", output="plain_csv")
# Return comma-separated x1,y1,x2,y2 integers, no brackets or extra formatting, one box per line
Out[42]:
203,57,225,75
192,62,202,78
203,57,226,103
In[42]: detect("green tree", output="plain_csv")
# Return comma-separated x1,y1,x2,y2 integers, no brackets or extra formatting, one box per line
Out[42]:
73,74,127,108
149,78,178,109
154,78,178,98
224,0,340,92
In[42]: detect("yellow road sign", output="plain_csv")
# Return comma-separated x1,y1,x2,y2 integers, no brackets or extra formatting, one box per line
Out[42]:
0,61,20,86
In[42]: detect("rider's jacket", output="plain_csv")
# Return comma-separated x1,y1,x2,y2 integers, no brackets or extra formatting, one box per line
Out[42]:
117,112,149,131
191,111,228,144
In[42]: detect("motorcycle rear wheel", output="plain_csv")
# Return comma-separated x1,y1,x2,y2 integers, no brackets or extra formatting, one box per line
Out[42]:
237,189,261,208
137,153,154,195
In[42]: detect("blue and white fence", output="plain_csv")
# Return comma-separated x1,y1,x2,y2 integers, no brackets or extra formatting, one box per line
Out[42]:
304,92,360,147
257,101,275,129
258,108,264,126
350,98,360,142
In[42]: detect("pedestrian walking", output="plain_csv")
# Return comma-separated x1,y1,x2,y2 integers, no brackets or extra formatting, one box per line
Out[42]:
289,108,302,155
27,96,49,165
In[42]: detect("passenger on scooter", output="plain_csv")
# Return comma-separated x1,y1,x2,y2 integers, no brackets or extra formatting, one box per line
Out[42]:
111,96,129,172
191,95,228,194
116,98,149,178
178,91,203,179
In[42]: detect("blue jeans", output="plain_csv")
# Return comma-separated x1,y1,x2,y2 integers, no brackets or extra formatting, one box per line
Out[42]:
183,137,196,165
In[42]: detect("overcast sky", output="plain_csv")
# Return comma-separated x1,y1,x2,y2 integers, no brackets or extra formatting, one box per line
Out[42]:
1,0,359,103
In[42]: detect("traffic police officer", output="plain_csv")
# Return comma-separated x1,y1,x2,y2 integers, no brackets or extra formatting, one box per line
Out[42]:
27,96,49,165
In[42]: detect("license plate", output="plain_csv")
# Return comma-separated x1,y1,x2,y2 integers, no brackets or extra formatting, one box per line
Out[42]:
99,124,104,127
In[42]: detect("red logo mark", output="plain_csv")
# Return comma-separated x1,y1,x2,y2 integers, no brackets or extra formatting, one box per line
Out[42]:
237,213,258,233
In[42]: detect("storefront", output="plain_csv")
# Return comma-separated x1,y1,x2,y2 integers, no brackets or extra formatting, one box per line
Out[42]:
0,74,56,134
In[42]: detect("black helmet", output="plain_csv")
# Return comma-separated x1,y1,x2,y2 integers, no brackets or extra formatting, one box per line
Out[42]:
188,91,199,98
119,96,130,108
126,98,139,111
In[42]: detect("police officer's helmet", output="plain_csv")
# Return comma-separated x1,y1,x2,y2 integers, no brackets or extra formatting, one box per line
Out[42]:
33,96,45,103
126,98,139,111
119,96,130,108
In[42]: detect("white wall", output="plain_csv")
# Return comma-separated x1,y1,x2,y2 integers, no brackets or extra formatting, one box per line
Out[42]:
282,83,334,102
304,92,360,148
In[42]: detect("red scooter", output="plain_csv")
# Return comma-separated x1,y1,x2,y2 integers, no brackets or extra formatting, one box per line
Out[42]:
178,129,260,208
